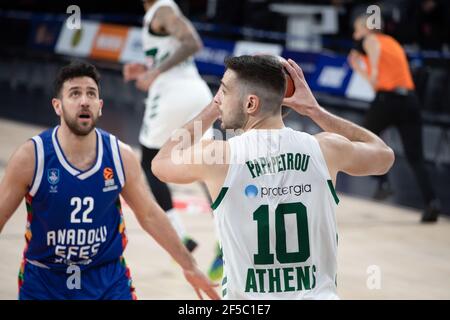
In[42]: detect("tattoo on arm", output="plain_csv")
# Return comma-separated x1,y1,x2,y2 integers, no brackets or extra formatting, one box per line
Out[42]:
153,7,202,73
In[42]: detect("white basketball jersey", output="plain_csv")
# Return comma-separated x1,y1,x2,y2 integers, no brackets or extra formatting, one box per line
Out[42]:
212,128,340,300
138,0,213,149
141,0,201,84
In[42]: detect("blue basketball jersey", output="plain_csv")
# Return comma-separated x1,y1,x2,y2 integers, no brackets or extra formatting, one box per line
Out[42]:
21,126,128,272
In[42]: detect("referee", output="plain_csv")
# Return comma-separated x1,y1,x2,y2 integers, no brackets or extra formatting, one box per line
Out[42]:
348,13,440,223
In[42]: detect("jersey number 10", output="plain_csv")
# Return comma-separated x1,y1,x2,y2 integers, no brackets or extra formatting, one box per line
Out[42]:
253,202,310,264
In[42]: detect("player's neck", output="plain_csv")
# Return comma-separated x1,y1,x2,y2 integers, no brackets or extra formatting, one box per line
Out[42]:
57,125,98,170
244,114,285,131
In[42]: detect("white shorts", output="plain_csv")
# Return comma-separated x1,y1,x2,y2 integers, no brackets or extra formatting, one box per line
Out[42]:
139,77,213,149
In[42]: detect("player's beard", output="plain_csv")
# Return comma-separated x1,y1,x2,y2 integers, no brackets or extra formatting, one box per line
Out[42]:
61,104,99,136
220,104,247,130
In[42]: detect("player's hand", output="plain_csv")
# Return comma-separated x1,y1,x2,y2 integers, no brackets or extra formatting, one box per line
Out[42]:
183,266,220,300
281,59,321,117
123,63,147,82
135,69,160,92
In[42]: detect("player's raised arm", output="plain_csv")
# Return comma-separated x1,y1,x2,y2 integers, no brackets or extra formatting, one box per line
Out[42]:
151,100,229,197
135,5,204,91
151,5,203,74
0,141,35,233
281,59,395,182
118,142,219,300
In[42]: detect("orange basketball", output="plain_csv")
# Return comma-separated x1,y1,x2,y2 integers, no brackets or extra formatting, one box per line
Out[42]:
276,56,295,98
284,73,295,98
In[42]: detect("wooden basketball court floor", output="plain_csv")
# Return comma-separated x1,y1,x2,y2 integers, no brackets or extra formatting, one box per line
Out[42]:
0,118,449,300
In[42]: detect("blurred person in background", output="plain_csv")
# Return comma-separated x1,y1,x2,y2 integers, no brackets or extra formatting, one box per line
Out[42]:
348,12,441,223
123,0,223,281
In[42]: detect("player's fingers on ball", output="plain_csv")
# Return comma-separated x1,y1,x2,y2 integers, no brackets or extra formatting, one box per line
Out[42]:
282,60,300,84
289,60,305,83
289,61,310,89
288,59,304,79
281,59,295,76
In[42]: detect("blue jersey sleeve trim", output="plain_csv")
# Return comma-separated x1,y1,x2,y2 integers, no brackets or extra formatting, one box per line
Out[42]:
29,138,38,190
116,138,126,186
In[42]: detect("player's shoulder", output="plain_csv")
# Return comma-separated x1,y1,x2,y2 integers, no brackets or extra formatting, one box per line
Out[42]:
96,128,127,147
16,139,36,160
6,139,36,180
117,141,134,160
114,141,140,179
95,127,113,139
94,128,133,159
314,132,351,155
315,131,348,144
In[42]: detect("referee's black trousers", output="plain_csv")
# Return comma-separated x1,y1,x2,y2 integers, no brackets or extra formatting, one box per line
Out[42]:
363,91,436,204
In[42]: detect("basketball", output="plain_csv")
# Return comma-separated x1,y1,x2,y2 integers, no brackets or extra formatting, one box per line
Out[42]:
276,56,295,98
284,72,295,98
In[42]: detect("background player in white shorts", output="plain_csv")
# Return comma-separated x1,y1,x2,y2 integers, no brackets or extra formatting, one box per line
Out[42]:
123,0,222,276
152,55,395,299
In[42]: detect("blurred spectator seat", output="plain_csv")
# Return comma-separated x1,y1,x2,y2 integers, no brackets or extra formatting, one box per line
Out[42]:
269,3,338,51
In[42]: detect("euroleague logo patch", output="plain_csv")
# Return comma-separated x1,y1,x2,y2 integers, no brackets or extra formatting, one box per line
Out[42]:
103,167,118,192
103,167,114,180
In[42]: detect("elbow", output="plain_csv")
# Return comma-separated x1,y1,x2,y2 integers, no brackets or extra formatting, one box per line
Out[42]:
378,146,395,175
151,158,169,183
188,37,203,55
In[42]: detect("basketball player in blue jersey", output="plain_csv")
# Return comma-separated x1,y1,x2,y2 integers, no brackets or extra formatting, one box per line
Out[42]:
0,61,219,300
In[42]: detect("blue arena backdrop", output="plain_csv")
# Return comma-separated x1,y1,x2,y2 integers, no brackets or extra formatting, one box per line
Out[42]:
21,12,447,104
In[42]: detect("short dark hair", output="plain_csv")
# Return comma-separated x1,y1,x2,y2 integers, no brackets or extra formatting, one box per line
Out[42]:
54,61,101,98
224,55,286,114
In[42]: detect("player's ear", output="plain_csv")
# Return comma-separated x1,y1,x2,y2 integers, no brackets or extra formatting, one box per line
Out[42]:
245,94,260,115
52,98,62,116
99,99,104,117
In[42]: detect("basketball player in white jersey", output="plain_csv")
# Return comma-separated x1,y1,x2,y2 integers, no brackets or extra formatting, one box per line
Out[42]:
152,55,395,299
123,0,223,278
